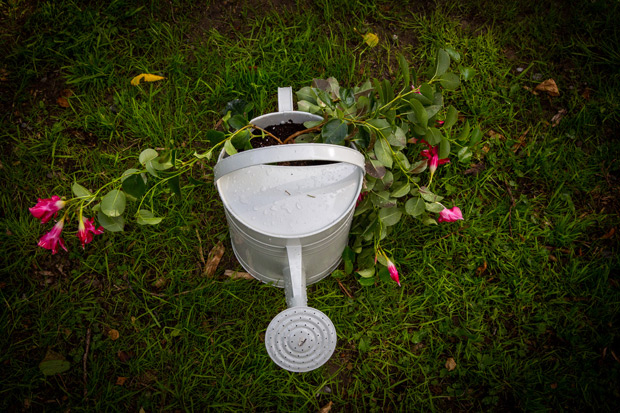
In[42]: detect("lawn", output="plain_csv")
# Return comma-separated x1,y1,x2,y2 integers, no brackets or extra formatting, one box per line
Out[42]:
1,0,619,411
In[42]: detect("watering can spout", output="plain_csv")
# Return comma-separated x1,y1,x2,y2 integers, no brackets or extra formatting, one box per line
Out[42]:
284,241,307,308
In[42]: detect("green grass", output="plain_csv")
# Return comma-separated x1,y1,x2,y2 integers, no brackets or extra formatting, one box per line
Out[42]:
1,0,619,411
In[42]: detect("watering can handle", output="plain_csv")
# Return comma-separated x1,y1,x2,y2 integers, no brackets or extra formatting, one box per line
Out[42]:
213,144,365,183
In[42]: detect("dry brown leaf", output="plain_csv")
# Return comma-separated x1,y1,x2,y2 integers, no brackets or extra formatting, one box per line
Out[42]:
551,109,567,127
130,73,166,86
117,350,133,363
57,97,70,108
600,227,615,240
205,242,225,277
318,401,334,413
463,163,486,176
534,79,560,97
115,376,128,386
60,89,73,97
108,329,120,341
476,261,487,276
153,276,168,289
445,357,457,371
224,269,255,280
487,129,505,140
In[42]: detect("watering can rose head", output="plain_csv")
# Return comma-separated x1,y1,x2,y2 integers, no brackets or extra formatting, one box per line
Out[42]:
29,49,476,288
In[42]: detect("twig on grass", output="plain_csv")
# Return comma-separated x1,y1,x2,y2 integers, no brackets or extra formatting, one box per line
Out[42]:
337,279,354,299
83,327,92,399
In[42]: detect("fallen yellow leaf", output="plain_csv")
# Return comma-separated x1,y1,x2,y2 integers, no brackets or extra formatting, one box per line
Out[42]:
131,73,166,86
204,241,225,277
362,32,379,47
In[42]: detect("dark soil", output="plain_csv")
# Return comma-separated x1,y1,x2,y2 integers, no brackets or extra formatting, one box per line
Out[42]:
251,120,332,166
250,120,307,149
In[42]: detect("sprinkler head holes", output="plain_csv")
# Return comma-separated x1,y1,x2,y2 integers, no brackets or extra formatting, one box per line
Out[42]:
265,306,337,372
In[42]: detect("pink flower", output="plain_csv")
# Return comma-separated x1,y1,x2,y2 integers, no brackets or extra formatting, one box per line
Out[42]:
387,259,400,286
356,192,367,207
38,219,68,254
29,195,66,224
438,206,464,223
436,120,445,127
420,140,449,181
77,217,104,248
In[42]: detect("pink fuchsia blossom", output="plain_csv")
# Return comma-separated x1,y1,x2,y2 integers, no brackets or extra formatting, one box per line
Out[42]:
438,206,464,223
387,259,400,286
38,219,68,254
29,195,66,224
420,140,450,182
77,217,104,248
435,120,445,127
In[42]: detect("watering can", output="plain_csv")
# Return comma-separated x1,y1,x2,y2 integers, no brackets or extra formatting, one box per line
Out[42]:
214,88,364,372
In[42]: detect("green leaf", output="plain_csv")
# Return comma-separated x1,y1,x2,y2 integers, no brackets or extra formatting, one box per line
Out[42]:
145,160,159,177
193,149,213,160
331,269,346,279
296,86,317,104
425,127,442,146
409,98,428,127
231,129,251,150
315,88,334,109
168,175,181,198
358,277,375,286
425,105,442,119
388,127,406,147
297,100,321,114
420,188,444,203
151,152,173,170
378,207,402,226
343,246,355,275
137,209,163,225
321,119,348,144
394,151,410,170
405,197,425,217
39,349,70,376
97,210,124,232
425,202,445,213
374,138,393,168
469,128,483,147
434,49,450,78
391,182,411,198
460,67,477,81
410,92,432,106
71,182,92,199
439,72,460,90
419,83,434,101
445,106,458,129
339,88,355,107
101,189,126,217
422,215,438,225
224,140,237,155
439,136,451,159
458,120,471,142
445,47,461,62
378,266,392,283
356,267,375,278
122,174,146,199
228,114,248,130
398,53,410,90
206,130,226,146
139,149,158,166
382,79,394,104
458,146,473,163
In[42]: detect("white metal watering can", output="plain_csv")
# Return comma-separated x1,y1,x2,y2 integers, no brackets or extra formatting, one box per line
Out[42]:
214,88,364,372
